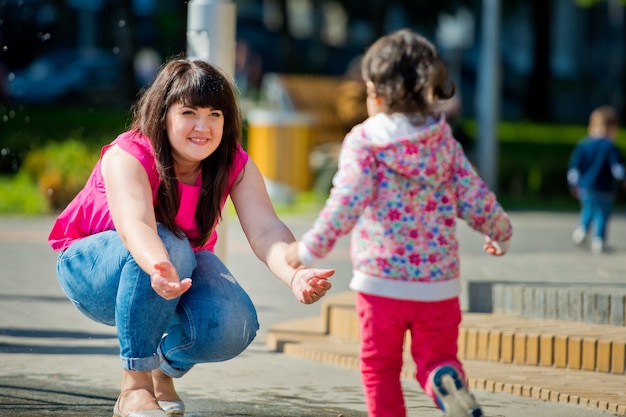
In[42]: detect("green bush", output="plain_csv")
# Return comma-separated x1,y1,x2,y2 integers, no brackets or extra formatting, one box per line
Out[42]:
0,105,123,214
21,140,99,211
2,105,626,214
0,172,49,214
463,120,626,209
1,105,128,174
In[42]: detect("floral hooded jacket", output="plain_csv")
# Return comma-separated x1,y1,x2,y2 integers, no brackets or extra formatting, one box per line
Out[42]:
298,112,512,302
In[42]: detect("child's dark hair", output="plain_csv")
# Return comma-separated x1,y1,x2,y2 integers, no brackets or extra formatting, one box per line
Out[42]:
361,29,455,115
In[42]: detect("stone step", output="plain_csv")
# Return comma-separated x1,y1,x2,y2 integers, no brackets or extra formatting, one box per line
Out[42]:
265,291,626,414
467,281,626,326
293,291,626,375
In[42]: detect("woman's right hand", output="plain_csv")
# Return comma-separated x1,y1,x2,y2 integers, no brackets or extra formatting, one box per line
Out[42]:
150,261,192,300
285,241,302,268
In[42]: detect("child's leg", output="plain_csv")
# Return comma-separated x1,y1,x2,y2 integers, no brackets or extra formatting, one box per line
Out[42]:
409,297,483,416
572,189,593,245
587,190,614,254
356,292,407,417
592,195,613,241
580,197,593,231
408,297,463,397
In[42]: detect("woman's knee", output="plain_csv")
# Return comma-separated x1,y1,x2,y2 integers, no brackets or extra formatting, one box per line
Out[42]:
188,314,258,362
183,251,259,360
56,232,122,325
157,224,197,277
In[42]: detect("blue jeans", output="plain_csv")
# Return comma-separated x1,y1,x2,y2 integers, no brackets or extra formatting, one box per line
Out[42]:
578,188,614,240
56,225,259,377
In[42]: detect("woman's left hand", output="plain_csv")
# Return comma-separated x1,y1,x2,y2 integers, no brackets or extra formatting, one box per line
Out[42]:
151,261,193,300
291,268,334,304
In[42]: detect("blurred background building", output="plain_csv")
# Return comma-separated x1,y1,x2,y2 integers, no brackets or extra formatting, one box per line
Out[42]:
1,0,624,123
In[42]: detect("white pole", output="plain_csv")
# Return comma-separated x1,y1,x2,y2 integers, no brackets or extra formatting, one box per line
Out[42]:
186,0,236,261
187,0,236,76
476,0,501,191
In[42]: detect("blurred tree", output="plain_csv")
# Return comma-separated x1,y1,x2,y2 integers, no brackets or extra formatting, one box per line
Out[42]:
525,0,553,121
339,0,474,39
107,0,139,107
576,0,625,117
402,0,474,34
270,0,477,73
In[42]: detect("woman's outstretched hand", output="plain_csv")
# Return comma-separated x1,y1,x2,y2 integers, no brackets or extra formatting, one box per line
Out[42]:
285,241,302,268
151,261,193,300
291,268,334,304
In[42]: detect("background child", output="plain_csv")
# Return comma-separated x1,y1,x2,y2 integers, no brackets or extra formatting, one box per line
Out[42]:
568,105,626,254
286,29,512,417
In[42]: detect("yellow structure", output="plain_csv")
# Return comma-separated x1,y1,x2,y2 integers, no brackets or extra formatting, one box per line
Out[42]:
247,109,313,191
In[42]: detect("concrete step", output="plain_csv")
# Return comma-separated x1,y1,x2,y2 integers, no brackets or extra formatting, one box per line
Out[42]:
467,281,626,326
266,291,626,414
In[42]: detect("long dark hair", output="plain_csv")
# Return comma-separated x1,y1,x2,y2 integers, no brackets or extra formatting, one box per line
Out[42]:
361,28,455,115
130,58,242,247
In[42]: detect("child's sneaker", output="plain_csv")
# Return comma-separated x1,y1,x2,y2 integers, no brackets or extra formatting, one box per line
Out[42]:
571,226,587,246
429,365,483,417
591,237,604,255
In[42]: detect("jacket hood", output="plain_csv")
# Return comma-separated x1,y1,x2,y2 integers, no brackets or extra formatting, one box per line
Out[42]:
360,112,454,186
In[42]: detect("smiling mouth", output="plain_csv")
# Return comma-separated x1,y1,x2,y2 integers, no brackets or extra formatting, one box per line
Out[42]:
189,137,209,144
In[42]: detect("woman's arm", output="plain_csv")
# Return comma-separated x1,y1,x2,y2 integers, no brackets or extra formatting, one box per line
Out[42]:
101,145,191,299
230,159,333,303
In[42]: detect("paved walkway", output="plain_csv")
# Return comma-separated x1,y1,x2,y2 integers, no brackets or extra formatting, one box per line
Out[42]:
0,211,625,416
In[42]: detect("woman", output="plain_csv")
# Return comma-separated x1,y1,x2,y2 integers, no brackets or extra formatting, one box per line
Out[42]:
48,58,334,417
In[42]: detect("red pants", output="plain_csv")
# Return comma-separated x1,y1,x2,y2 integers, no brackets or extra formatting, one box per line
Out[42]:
356,292,464,417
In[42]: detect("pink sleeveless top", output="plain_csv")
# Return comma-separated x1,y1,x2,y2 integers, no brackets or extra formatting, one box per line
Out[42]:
48,130,248,252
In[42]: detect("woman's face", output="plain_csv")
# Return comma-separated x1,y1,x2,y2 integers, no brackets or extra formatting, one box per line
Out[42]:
165,102,224,168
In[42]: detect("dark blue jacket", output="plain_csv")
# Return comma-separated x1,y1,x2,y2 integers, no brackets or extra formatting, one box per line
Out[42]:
567,136,625,192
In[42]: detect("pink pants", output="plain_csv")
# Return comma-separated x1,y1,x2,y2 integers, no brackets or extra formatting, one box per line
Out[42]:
356,292,464,417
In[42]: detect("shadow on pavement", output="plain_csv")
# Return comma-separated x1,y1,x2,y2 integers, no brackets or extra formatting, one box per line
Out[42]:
0,376,368,417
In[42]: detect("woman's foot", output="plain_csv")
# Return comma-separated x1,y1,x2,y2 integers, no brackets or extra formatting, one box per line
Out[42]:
152,368,185,415
114,398,168,417
156,400,185,416
152,368,182,402
116,370,164,416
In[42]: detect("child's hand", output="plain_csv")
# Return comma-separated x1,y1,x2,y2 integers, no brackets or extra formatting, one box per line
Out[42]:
291,268,335,304
483,236,510,256
286,241,302,267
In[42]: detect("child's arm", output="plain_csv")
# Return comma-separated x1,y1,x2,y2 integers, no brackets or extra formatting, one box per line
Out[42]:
567,144,582,197
299,131,376,264
609,145,625,181
452,143,513,248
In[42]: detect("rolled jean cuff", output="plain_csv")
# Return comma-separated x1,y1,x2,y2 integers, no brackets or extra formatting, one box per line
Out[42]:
157,345,189,378
120,354,161,371
159,358,188,378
